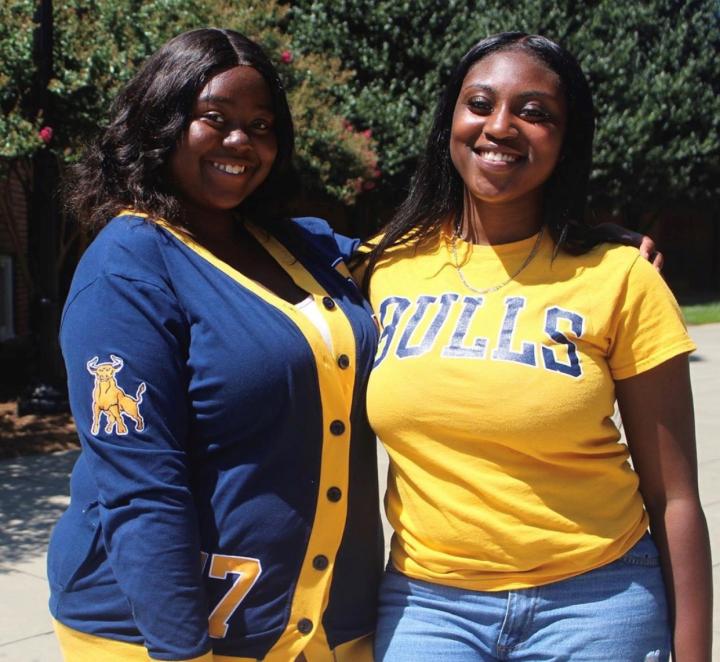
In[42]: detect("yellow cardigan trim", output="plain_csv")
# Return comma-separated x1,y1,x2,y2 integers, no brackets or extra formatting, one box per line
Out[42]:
53,620,214,662
115,210,360,661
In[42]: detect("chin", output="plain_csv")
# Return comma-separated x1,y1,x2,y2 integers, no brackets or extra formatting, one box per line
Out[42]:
467,185,513,202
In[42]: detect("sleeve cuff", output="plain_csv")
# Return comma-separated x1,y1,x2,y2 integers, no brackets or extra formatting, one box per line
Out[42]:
611,338,697,380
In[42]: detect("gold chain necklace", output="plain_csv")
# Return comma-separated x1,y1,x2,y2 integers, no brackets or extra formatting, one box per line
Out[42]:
449,226,545,295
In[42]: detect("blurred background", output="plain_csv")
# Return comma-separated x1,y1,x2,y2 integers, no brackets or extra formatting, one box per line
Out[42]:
1,0,719,412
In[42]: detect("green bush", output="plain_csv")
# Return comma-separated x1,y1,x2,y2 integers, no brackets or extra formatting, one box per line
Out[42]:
0,0,379,204
289,0,720,226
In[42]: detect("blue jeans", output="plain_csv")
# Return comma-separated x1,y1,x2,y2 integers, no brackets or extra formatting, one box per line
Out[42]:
375,534,670,661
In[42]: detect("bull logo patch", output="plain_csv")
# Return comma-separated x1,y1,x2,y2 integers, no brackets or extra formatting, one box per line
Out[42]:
86,355,146,435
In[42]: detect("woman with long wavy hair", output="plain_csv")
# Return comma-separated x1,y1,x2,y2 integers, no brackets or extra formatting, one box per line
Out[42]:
48,28,382,662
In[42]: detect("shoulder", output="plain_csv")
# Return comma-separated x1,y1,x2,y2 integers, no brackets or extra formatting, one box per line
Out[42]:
549,243,677,312
569,242,641,269
288,216,335,237
85,213,171,266
62,216,187,330
64,214,181,319
369,232,442,276
73,213,177,287
579,242,671,291
552,242,646,287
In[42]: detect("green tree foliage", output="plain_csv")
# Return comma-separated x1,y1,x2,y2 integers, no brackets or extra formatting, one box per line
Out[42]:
289,0,720,223
0,1,40,159
0,0,378,204
288,0,476,193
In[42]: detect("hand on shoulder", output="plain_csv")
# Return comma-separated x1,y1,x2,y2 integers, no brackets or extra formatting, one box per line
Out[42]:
594,222,663,270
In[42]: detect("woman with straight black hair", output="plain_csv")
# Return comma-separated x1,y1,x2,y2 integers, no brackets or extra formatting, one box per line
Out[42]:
364,32,604,284
48,28,382,661
362,32,711,661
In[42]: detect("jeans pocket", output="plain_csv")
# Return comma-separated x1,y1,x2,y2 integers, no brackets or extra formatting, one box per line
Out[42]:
619,533,660,567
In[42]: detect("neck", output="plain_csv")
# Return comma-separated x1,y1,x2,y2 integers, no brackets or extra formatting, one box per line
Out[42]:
182,206,238,245
457,188,543,245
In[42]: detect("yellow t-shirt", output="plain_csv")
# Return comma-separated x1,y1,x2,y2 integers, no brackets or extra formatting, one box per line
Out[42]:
366,229,695,591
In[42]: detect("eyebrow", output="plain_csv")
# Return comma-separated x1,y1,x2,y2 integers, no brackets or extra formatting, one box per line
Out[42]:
463,84,558,100
198,94,233,104
197,94,275,112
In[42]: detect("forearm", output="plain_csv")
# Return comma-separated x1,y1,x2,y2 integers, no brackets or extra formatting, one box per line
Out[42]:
647,497,713,662
616,355,711,660
98,489,211,657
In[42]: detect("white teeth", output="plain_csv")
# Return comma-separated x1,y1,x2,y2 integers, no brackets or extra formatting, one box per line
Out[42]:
478,151,519,163
212,162,247,175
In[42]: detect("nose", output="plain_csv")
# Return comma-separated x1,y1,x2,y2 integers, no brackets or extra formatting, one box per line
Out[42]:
223,127,251,149
483,105,518,141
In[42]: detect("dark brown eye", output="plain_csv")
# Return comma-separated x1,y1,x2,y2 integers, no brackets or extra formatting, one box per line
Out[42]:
251,118,273,132
520,107,551,121
468,98,492,113
202,112,224,125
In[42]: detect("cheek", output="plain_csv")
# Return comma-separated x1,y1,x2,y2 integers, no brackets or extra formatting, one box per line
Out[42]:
449,118,473,169
258,137,279,170
167,129,200,179
450,109,478,146
449,140,466,182
525,128,564,182
539,126,565,161
185,122,210,144
175,124,215,167
548,137,564,164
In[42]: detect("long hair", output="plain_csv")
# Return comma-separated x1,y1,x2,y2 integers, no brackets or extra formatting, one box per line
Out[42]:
66,28,296,231
361,32,598,288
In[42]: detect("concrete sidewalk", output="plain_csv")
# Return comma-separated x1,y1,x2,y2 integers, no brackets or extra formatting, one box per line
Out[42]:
1,324,718,661
0,450,78,661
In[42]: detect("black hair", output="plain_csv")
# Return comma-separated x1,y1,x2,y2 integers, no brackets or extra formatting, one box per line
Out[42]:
361,31,599,288
66,28,296,230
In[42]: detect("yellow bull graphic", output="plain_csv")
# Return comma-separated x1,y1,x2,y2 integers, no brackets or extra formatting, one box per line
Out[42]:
87,355,146,435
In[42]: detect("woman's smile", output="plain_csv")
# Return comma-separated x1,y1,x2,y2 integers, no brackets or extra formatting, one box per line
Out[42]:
168,65,278,228
450,50,566,208
471,147,525,168
209,161,249,175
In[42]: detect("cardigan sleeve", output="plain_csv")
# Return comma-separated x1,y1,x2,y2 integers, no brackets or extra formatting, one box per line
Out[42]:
60,273,212,661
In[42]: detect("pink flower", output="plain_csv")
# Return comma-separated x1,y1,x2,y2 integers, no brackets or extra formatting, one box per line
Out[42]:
39,126,53,144
280,50,293,64
363,180,376,191
362,129,372,139
372,167,382,179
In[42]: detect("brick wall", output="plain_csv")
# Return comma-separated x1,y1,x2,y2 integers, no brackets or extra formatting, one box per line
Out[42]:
0,161,32,338
590,207,719,299
652,209,720,298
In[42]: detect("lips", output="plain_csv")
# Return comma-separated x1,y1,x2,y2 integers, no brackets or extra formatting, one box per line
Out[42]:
476,150,519,163
473,148,524,164
211,161,249,175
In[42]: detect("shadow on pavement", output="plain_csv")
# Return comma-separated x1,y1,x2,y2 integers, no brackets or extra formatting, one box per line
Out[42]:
0,450,79,570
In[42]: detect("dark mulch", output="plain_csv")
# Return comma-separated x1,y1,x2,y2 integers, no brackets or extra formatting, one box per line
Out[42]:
0,401,79,459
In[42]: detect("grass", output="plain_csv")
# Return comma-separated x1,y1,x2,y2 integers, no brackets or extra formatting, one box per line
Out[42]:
681,301,720,325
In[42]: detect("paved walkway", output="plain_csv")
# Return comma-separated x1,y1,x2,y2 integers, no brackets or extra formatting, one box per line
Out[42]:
1,324,718,661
